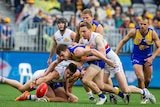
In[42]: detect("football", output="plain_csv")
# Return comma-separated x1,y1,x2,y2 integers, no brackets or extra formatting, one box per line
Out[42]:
36,82,48,98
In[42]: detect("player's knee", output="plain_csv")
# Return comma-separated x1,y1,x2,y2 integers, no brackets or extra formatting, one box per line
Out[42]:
81,78,88,85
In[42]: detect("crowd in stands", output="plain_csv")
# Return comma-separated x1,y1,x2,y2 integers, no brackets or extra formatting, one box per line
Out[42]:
1,0,160,51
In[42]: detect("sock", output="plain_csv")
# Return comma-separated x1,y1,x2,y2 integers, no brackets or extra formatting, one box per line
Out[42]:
27,95,36,100
97,91,105,98
47,98,50,102
140,89,145,95
0,77,5,83
87,91,93,98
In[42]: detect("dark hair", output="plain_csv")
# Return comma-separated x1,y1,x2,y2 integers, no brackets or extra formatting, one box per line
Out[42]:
67,63,77,73
79,21,92,29
56,44,68,55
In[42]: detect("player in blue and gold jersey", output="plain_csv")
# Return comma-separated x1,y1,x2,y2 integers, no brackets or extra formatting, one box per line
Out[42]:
116,17,160,104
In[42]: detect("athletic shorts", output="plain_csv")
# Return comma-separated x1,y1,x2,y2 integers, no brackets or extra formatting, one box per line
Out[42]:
48,82,63,90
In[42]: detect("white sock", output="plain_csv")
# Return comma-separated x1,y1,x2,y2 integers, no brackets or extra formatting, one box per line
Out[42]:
0,76,5,83
87,91,93,98
27,95,36,100
140,89,145,95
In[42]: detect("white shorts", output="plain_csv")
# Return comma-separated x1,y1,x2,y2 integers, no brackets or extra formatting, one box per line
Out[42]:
104,49,124,75
32,69,47,81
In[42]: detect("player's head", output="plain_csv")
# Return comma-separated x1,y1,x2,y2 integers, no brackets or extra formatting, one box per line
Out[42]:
79,22,92,39
56,44,70,60
139,17,149,33
82,9,93,24
65,63,78,79
57,17,68,32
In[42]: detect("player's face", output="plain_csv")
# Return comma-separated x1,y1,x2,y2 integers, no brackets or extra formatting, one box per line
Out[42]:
82,14,92,24
57,22,65,31
64,68,74,79
59,50,70,60
80,26,91,40
139,19,149,33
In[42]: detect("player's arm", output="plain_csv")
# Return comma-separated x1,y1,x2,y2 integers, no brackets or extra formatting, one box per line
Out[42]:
74,47,116,68
47,35,57,65
144,31,160,66
96,24,104,35
75,25,81,43
152,31,160,59
86,35,106,61
115,29,135,54
43,58,62,76
70,31,76,42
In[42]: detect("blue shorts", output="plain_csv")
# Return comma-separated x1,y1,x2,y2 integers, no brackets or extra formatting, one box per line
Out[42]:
48,82,63,90
88,60,105,69
131,54,152,66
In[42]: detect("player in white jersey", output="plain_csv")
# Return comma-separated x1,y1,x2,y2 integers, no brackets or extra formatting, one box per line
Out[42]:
79,21,156,104
47,17,76,65
0,60,79,102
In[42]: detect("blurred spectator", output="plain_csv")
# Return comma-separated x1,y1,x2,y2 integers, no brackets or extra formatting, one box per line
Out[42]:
97,0,109,7
155,21,160,38
85,0,95,9
75,0,85,12
43,16,55,51
125,6,135,20
132,14,142,27
45,0,60,12
119,17,131,35
147,13,154,28
17,0,38,32
68,15,76,31
117,0,131,5
102,10,115,30
90,2,106,21
14,0,25,20
0,12,4,24
33,9,47,23
142,9,148,18
82,0,91,7
129,22,135,28
110,0,123,13
113,6,123,28
60,0,76,13
1,17,14,49
34,0,47,12
154,9,160,21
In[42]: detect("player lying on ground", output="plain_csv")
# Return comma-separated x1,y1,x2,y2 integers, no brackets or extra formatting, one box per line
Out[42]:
0,60,79,102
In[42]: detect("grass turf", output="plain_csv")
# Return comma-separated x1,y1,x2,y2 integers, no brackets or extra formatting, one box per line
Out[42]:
0,84,160,107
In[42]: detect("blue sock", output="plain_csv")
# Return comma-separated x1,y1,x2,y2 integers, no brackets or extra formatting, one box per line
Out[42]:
118,92,124,98
98,94,105,98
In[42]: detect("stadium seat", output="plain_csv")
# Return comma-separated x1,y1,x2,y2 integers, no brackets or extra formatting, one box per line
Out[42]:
63,11,75,21
145,4,157,15
143,0,155,4
19,63,32,84
50,10,62,17
132,4,145,16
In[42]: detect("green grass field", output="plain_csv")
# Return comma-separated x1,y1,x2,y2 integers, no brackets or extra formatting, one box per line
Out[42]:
0,84,160,107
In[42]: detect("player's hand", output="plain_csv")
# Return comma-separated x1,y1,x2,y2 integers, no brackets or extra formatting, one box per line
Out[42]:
144,57,153,67
30,80,36,89
105,59,116,68
47,58,52,66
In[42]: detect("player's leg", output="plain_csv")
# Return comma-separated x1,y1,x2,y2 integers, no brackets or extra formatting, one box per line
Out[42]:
133,64,145,89
103,72,118,104
141,65,152,104
82,64,106,105
143,66,152,88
